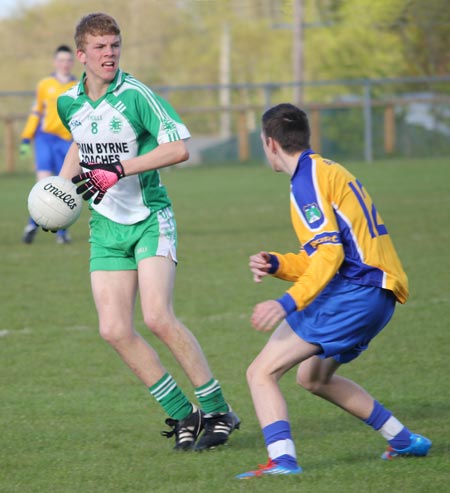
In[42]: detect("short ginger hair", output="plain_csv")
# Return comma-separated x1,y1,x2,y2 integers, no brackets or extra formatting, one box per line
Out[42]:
74,13,121,50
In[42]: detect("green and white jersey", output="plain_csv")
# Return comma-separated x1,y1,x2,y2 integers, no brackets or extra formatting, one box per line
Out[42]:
57,70,190,225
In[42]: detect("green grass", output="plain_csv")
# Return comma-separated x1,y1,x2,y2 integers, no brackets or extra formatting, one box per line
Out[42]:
1,157,449,493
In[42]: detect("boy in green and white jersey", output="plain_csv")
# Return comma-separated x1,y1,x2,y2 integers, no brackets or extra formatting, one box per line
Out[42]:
58,73,186,225
57,12,239,451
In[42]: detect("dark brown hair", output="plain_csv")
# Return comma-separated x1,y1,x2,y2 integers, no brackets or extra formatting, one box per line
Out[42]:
262,103,310,154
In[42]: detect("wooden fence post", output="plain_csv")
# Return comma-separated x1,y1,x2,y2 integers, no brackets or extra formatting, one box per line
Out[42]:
237,110,250,161
384,104,395,154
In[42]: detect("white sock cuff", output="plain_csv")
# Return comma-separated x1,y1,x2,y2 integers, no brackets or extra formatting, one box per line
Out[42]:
267,439,296,460
379,416,404,441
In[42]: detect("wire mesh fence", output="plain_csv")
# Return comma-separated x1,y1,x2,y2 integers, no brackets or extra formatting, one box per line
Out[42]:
1,74,449,172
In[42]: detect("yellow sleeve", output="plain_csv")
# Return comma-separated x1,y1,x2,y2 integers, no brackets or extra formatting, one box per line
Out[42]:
286,244,344,310
272,244,344,311
269,250,310,282
21,80,45,141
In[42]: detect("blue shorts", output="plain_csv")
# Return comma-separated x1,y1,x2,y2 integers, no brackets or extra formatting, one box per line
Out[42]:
34,132,72,174
286,276,396,363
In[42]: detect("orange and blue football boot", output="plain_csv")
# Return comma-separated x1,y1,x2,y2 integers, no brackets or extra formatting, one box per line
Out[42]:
236,459,302,479
381,433,432,460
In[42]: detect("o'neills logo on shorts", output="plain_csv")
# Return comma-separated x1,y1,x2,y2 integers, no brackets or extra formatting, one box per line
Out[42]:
43,183,79,210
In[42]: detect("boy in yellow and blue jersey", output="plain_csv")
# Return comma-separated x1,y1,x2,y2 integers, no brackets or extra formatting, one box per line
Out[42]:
236,103,431,479
21,45,77,244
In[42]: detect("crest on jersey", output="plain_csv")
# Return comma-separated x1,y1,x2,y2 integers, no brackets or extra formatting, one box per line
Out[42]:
161,119,178,138
69,119,82,130
303,203,322,224
109,116,123,134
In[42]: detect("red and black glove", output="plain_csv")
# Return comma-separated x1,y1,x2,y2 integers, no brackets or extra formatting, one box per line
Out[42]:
72,161,125,204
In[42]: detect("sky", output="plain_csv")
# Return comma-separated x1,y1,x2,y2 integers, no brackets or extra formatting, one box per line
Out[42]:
0,0,48,18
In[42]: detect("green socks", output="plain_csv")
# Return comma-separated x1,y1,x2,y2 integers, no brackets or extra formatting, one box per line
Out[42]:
195,378,228,414
150,374,228,419
149,373,193,420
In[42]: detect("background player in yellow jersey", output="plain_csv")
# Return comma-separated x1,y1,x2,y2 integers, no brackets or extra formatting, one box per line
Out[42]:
21,45,77,244
236,103,431,479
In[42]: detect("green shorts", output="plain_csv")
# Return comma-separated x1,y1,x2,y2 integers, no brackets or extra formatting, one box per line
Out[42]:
89,207,178,271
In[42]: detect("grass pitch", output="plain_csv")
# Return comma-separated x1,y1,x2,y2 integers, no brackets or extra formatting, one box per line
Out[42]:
1,157,449,493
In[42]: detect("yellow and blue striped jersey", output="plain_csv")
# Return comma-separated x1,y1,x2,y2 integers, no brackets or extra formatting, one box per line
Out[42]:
21,74,77,142
271,150,408,313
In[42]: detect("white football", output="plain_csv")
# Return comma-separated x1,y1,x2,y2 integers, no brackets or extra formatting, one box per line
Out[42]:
28,176,83,230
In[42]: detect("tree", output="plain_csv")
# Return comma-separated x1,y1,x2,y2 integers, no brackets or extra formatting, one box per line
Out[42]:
0,0,448,94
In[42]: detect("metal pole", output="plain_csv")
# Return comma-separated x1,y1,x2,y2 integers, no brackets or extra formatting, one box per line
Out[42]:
219,23,232,139
363,82,373,163
293,0,304,105
263,85,273,109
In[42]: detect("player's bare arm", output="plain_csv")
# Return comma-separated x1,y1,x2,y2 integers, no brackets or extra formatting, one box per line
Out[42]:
59,142,82,179
249,251,273,283
71,141,190,205
122,140,189,176
251,299,287,332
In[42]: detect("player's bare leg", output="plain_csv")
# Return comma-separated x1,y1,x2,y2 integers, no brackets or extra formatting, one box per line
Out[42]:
297,356,375,419
246,321,320,428
297,354,431,460
91,268,205,450
91,259,238,450
138,255,212,387
91,269,167,386
92,260,213,388
138,255,239,449
236,322,319,478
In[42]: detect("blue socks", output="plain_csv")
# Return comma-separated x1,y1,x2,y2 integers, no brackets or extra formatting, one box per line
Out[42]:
263,420,298,469
388,426,413,450
364,400,392,429
364,400,412,450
